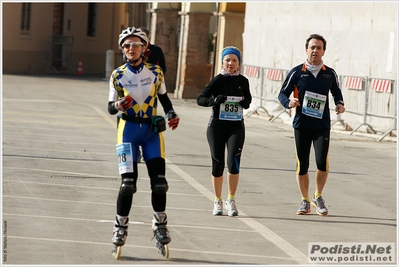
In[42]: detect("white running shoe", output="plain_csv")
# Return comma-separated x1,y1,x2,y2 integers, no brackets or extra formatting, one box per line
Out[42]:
225,199,238,216
212,200,223,215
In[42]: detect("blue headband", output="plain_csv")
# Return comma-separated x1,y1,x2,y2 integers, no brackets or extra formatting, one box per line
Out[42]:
222,47,241,63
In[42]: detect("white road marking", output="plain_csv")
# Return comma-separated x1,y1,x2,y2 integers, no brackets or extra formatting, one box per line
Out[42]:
6,235,296,262
165,158,309,264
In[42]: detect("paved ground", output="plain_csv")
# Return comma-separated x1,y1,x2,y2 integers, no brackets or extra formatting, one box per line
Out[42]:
2,74,397,266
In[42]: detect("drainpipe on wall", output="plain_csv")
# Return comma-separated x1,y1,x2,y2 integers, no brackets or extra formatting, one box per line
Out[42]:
147,3,152,29
110,3,115,49
174,12,186,98
211,2,219,78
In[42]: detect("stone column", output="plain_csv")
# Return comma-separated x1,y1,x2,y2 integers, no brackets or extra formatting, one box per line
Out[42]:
175,11,212,99
149,9,179,93
214,11,245,77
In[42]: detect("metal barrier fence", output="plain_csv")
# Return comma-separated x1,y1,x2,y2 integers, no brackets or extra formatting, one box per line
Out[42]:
332,75,370,132
242,64,397,141
243,65,290,122
365,78,396,141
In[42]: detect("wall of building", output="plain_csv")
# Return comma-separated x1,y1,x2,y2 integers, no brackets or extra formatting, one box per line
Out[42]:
242,2,397,134
2,3,148,75
3,3,54,73
2,2,242,94
66,3,116,73
243,2,397,79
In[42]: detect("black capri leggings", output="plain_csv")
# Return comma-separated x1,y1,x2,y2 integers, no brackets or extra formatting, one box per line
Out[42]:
206,124,245,177
294,128,330,175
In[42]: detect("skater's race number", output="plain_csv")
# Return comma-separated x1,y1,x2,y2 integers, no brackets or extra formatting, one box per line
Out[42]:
116,143,134,174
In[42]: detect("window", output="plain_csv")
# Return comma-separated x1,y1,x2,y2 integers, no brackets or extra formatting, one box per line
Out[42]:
87,3,97,37
20,3,31,34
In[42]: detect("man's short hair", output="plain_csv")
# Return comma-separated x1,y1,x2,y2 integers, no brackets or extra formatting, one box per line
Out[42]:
305,34,327,50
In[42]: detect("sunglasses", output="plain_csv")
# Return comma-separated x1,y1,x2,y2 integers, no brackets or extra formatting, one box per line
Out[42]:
122,42,143,49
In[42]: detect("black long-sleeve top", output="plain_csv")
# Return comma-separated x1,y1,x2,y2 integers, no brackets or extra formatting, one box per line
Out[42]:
197,74,252,127
144,43,167,75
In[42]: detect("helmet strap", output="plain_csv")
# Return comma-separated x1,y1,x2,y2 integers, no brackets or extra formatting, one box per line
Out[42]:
127,56,143,66
124,47,145,66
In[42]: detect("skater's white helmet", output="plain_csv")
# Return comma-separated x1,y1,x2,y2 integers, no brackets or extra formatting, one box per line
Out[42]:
118,27,148,48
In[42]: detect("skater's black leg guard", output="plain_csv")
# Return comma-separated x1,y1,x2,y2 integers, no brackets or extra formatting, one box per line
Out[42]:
145,158,168,212
151,182,168,212
152,183,169,195
120,176,137,196
145,157,167,193
117,170,138,216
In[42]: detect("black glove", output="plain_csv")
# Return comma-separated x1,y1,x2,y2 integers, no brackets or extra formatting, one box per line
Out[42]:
239,100,250,109
214,95,227,105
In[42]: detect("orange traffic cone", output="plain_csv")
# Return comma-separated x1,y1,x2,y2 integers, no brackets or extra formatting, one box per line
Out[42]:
76,58,84,75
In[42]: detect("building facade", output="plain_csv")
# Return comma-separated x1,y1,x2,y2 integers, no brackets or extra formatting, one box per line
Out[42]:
2,2,246,98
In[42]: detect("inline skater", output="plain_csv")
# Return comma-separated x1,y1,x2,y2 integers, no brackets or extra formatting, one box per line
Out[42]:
108,27,180,258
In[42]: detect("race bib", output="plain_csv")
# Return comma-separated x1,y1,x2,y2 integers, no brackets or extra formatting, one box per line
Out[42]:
302,91,327,119
116,143,134,174
219,96,243,121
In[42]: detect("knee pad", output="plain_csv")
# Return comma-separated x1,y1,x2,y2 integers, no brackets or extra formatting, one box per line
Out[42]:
152,182,169,195
120,177,137,196
145,157,168,195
